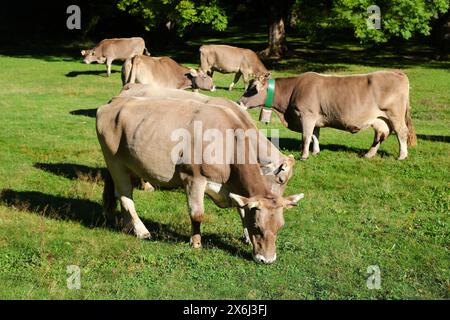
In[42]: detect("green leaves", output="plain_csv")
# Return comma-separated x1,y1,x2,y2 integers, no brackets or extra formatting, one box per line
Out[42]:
294,0,450,43
116,0,228,36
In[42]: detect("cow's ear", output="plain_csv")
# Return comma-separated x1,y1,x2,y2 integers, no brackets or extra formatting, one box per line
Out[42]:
81,50,86,56
282,194,304,209
229,193,259,209
229,193,248,207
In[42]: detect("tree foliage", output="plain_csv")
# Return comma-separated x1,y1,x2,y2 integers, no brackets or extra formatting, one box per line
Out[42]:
117,0,228,36
293,0,449,43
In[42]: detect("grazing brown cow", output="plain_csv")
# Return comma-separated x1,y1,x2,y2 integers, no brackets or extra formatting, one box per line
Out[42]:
118,84,296,243
81,37,149,77
121,55,214,91
199,44,270,91
238,71,417,160
96,97,303,263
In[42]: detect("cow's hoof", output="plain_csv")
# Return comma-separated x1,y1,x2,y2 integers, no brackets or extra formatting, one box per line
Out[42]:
363,153,375,158
134,222,151,239
137,231,151,239
312,151,320,156
300,157,308,161
190,235,202,249
143,182,155,192
397,156,407,161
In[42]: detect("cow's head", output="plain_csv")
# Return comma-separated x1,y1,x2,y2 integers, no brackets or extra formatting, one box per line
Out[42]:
237,73,271,108
187,68,215,91
81,49,106,64
261,154,295,196
230,192,304,264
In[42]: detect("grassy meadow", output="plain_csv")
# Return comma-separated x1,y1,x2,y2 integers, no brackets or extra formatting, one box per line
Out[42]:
0,31,449,299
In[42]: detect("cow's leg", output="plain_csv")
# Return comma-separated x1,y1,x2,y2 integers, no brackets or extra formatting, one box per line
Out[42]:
391,118,409,160
109,164,150,239
364,118,390,158
184,176,207,248
229,72,241,91
106,58,113,77
300,117,317,160
242,72,250,91
237,208,251,244
312,127,321,155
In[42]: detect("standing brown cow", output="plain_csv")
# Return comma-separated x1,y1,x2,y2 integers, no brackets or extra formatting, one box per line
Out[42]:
238,71,417,160
81,37,150,77
96,97,304,263
199,44,270,91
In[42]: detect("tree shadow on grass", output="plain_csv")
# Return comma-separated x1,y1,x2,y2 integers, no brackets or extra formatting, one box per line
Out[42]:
278,137,391,157
417,134,450,143
0,188,251,260
65,70,120,77
70,108,97,118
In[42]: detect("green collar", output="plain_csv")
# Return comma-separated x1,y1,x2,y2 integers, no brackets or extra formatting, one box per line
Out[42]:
264,79,275,108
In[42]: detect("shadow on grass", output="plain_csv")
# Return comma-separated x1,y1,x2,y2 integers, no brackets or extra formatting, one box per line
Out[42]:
1,186,251,261
65,70,119,77
2,30,448,74
70,108,97,118
34,163,106,182
278,137,391,157
417,134,450,143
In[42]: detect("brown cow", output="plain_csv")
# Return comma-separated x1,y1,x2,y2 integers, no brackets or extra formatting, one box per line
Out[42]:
238,71,417,160
117,84,297,243
96,97,303,263
122,55,214,91
81,37,149,77
199,44,270,91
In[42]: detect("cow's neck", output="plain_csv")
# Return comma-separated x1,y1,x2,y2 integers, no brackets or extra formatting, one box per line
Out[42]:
230,163,272,198
270,78,294,114
178,66,193,90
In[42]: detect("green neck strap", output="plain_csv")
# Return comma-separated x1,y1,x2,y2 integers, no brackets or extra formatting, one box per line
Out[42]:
264,79,275,108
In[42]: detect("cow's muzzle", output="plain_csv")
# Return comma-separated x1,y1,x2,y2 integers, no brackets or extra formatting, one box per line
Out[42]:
253,253,276,264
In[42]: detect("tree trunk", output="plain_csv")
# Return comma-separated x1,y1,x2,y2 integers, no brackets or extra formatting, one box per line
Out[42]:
431,10,450,59
260,0,293,59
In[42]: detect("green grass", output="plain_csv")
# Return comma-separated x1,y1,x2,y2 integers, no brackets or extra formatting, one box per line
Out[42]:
0,33,449,299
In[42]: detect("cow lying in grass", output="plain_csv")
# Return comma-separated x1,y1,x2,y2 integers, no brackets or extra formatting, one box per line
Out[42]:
238,70,417,160
121,55,215,91
96,95,303,264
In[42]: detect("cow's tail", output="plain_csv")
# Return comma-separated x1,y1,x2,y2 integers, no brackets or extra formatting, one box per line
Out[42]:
405,99,417,146
143,47,151,56
102,170,117,223
121,58,133,86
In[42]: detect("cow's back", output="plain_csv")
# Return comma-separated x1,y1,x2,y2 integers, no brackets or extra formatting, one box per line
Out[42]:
132,55,189,88
200,45,245,73
290,71,409,129
99,37,145,60
97,98,243,184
